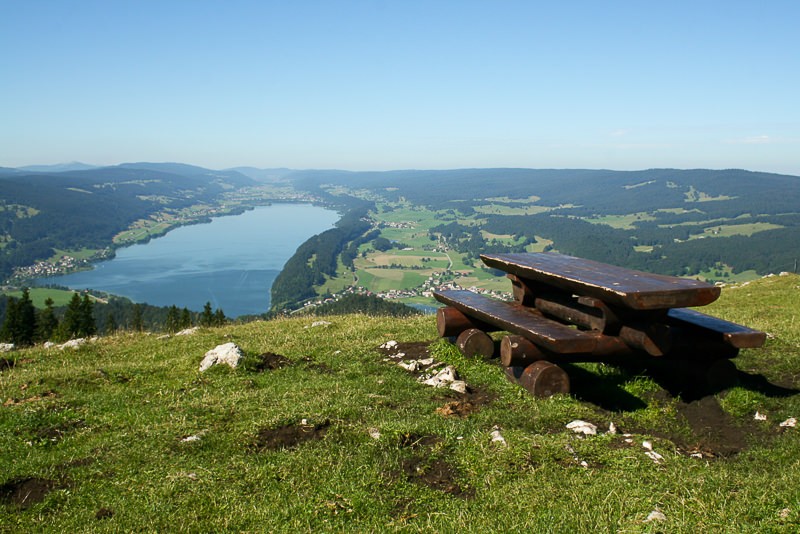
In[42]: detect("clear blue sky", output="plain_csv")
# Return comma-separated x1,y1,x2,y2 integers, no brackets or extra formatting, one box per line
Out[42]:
2,1,798,174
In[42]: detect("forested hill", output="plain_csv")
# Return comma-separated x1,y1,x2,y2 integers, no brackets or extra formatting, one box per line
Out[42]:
270,167,800,303
0,163,255,280
286,167,800,216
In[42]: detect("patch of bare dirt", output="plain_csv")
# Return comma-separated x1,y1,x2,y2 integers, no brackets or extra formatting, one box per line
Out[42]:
34,419,87,443
247,352,293,372
401,457,472,497
95,507,114,520
3,391,58,407
251,420,330,451
378,341,432,361
299,356,335,374
435,388,496,418
0,477,60,509
394,433,473,497
673,395,755,457
626,394,764,458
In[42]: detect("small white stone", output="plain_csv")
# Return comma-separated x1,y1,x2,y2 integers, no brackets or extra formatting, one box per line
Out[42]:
566,420,597,436
418,358,435,366
645,450,664,464
449,380,468,394
642,440,653,451
645,510,667,522
607,422,617,434
310,320,331,328
175,327,200,336
181,435,202,443
0,343,15,352
754,411,768,421
490,429,507,447
398,360,419,372
368,428,381,440
779,417,797,428
380,340,398,349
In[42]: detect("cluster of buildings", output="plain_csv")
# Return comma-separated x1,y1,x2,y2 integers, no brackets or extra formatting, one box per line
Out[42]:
12,255,84,280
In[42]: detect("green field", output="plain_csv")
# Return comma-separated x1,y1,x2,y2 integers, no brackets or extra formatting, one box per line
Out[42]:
2,275,799,531
1,287,82,308
688,223,784,240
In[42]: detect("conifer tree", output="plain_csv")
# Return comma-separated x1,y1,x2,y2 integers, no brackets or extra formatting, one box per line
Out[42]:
179,307,193,329
165,305,180,333
200,302,214,327
79,293,96,337
59,292,84,340
36,297,59,342
16,288,36,346
105,312,118,335
132,304,144,332
213,308,227,326
0,296,18,344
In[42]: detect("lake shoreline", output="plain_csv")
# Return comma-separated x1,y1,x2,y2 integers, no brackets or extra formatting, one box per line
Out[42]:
32,203,342,317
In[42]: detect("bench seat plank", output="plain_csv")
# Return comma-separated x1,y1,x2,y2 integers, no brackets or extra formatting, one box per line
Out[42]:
481,252,721,310
666,307,767,348
433,290,597,353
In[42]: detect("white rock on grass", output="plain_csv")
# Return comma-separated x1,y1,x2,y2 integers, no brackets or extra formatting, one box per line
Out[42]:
780,417,797,428
449,380,468,394
754,411,768,421
199,342,244,372
59,338,88,350
566,420,598,436
0,343,14,352
490,427,507,447
645,510,667,523
380,340,398,350
176,327,200,336
422,366,458,388
398,360,419,372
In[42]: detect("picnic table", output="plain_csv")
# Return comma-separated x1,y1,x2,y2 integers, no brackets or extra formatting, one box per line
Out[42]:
433,252,766,397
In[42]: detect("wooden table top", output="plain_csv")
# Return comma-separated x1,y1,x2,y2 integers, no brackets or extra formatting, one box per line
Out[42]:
481,252,721,310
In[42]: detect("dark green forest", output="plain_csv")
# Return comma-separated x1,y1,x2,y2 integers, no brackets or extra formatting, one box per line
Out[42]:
281,167,800,280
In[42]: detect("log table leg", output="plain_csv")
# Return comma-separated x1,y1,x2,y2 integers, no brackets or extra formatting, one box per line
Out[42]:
456,328,495,358
500,335,546,367
516,361,570,398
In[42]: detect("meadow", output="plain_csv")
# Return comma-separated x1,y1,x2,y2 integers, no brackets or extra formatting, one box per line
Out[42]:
2,274,799,531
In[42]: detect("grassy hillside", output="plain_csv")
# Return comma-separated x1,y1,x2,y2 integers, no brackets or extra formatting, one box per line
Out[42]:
2,275,800,531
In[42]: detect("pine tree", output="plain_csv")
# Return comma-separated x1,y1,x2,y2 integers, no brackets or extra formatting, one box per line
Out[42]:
200,302,214,327
179,308,193,329
58,292,83,340
213,308,227,326
36,297,59,342
165,305,180,333
132,304,144,332
105,312,118,335
0,297,18,344
16,288,36,346
79,293,96,337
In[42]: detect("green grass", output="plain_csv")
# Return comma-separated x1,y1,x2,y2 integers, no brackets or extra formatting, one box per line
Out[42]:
3,276,799,531
1,288,78,308
687,223,784,240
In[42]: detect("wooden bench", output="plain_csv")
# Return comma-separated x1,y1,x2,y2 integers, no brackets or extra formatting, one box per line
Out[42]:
433,252,766,397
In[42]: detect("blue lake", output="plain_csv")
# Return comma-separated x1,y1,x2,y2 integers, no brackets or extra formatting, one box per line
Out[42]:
36,204,340,317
